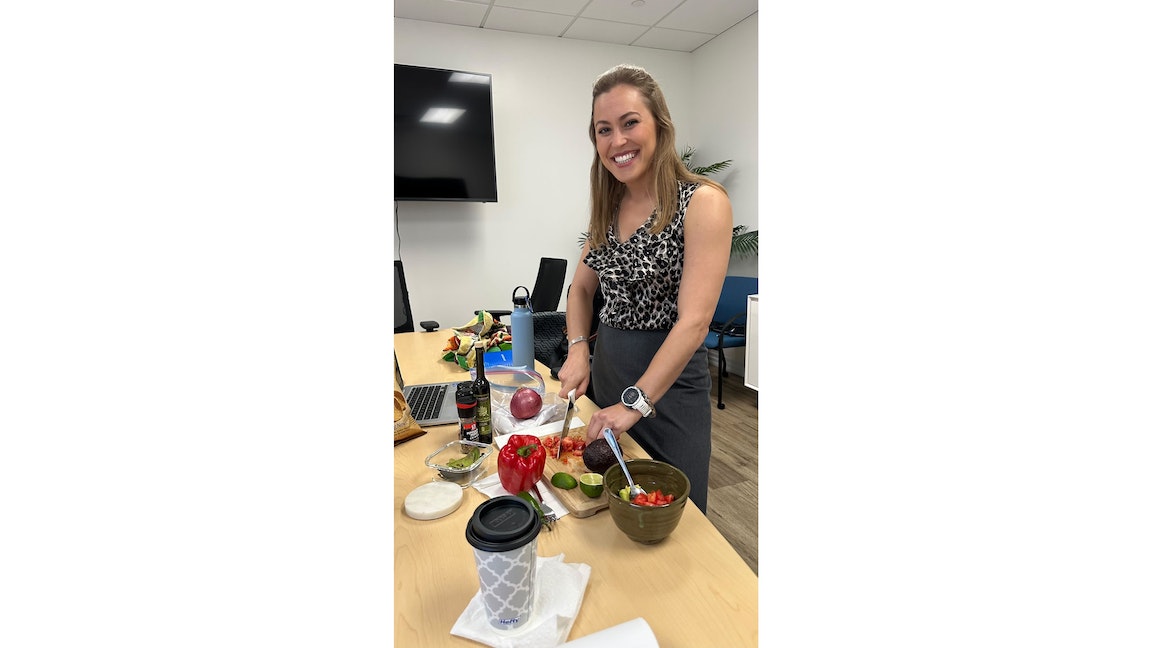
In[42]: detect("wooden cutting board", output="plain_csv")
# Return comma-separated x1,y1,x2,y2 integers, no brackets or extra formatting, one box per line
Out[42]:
540,426,636,518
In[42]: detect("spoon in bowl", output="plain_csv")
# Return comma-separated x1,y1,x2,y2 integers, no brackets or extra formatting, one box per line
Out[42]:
603,429,646,499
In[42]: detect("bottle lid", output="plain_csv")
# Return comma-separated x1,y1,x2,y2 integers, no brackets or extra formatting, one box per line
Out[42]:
465,495,541,552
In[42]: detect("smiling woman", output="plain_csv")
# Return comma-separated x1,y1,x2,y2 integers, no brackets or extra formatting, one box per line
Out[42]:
558,64,733,515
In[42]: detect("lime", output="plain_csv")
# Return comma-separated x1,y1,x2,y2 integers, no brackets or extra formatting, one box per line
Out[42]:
550,472,578,490
578,473,604,498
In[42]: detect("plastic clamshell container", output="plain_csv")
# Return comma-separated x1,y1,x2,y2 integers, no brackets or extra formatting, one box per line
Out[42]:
425,440,494,485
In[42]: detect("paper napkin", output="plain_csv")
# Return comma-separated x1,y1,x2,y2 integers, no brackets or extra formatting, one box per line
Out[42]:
451,554,591,648
473,474,570,519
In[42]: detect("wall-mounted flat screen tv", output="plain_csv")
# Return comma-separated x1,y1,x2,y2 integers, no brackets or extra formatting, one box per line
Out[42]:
394,64,498,202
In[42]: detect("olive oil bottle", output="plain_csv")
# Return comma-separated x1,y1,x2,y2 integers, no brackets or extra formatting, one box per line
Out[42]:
473,343,492,444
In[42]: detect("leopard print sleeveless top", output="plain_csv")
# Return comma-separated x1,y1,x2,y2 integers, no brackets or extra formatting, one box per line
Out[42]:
584,181,700,330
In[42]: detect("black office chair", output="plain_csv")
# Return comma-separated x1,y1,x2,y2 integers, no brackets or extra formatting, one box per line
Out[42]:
532,311,568,371
528,257,568,312
533,285,606,384
489,257,568,319
394,260,439,333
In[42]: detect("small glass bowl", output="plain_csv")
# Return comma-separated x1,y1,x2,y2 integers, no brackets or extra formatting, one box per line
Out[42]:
425,440,493,487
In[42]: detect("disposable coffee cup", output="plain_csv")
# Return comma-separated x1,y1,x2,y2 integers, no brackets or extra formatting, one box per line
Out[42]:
464,495,542,631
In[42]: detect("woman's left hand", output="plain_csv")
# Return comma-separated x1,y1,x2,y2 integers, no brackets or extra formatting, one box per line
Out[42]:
586,403,643,442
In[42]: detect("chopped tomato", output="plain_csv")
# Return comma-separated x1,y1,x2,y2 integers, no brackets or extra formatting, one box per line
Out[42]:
541,433,588,465
628,488,676,507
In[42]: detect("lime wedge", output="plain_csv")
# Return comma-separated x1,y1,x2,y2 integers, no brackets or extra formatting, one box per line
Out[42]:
579,472,605,498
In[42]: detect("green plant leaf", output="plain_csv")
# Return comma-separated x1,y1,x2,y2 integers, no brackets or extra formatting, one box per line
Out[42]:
691,159,732,176
680,147,731,177
730,228,759,259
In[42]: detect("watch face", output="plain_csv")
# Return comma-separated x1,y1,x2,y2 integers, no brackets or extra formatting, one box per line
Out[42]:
622,387,639,405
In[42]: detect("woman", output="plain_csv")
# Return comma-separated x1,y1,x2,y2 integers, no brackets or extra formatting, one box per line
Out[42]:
559,64,732,514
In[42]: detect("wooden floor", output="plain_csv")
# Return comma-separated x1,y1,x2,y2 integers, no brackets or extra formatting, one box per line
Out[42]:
705,369,759,574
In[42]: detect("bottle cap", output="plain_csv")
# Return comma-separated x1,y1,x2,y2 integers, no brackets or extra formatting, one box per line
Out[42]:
465,496,541,552
456,385,476,407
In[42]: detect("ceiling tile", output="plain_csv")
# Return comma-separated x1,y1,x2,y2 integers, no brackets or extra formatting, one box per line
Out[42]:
581,0,684,27
396,0,757,54
563,17,649,46
495,0,585,15
631,27,715,52
394,0,490,28
656,0,757,35
485,6,573,37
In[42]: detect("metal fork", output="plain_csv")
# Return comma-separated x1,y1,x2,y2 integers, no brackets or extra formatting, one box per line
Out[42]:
530,485,558,529
540,504,559,527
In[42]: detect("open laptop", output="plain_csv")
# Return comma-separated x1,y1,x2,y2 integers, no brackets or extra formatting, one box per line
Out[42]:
396,354,464,426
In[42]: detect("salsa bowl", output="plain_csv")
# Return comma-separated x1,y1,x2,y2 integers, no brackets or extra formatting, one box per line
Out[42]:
604,459,690,544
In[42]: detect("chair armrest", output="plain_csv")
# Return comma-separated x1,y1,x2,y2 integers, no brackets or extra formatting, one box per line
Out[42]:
419,320,440,332
710,311,748,337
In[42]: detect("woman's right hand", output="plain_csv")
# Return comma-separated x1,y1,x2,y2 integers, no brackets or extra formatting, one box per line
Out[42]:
557,351,591,402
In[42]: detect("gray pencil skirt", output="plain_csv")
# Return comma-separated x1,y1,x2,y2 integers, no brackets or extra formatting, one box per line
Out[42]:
590,324,713,514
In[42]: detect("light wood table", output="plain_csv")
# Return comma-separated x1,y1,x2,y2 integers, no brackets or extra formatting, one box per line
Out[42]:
394,331,758,647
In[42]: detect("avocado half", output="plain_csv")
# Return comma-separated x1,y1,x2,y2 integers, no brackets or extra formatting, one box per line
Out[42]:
581,437,616,474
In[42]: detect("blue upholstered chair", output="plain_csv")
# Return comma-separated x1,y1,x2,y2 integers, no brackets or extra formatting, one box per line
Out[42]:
704,276,758,409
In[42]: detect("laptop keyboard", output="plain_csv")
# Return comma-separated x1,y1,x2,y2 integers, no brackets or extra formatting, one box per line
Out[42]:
408,384,448,421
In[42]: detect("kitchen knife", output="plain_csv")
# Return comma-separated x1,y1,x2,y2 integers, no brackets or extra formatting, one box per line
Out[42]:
557,389,576,459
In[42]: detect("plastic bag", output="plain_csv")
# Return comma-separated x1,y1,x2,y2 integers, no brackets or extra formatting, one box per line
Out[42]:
468,367,547,396
490,390,567,436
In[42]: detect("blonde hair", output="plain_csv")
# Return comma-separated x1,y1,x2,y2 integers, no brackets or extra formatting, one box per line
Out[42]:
586,64,725,248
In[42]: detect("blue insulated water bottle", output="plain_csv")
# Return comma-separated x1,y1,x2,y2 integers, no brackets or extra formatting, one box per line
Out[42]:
510,286,534,369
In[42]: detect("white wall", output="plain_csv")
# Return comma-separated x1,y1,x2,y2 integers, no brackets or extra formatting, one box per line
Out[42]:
689,14,759,375
690,14,758,281
394,16,757,373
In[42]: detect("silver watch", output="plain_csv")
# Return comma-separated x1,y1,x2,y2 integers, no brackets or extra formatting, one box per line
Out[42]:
621,385,656,418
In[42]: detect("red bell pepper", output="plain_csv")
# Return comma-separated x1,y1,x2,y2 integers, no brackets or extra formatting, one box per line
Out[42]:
498,434,546,494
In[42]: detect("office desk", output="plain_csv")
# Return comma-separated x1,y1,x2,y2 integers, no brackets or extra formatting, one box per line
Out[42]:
394,332,757,647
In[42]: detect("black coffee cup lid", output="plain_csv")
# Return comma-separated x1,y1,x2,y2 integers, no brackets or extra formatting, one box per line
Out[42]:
465,496,540,552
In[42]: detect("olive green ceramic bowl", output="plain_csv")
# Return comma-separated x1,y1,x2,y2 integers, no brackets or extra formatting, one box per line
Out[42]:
604,459,690,544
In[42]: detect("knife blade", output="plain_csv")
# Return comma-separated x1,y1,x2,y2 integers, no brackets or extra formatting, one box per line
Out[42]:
557,389,576,459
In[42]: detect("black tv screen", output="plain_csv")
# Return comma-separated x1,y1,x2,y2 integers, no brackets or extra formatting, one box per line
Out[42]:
394,64,498,202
